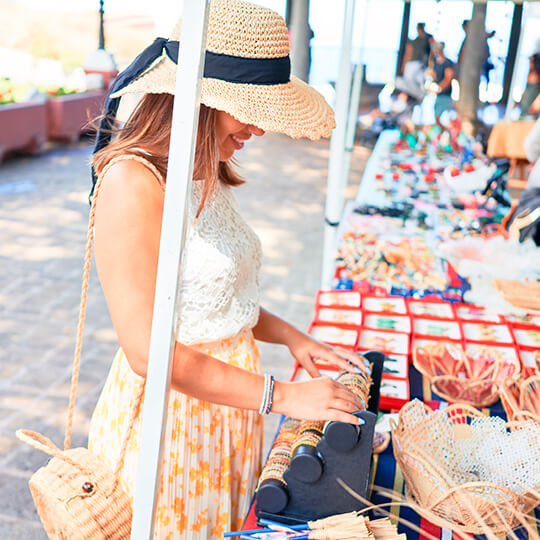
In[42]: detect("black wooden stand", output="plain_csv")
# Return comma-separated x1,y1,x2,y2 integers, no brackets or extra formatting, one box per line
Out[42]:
255,351,386,524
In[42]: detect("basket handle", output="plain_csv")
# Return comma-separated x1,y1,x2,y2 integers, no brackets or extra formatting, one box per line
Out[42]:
16,429,63,458
15,429,89,473
64,156,162,461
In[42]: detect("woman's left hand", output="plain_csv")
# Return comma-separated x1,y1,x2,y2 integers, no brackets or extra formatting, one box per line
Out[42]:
287,331,369,378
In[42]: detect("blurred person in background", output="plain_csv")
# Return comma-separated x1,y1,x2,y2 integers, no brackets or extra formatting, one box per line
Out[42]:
519,53,540,119
395,22,432,102
427,42,456,127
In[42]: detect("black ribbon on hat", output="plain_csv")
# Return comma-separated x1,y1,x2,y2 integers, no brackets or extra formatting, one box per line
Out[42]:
90,38,290,196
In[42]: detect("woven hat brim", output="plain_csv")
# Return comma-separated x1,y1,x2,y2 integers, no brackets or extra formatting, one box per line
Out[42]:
110,56,335,140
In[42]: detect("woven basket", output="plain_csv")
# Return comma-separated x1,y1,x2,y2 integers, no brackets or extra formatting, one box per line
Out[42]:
413,342,520,407
391,401,540,534
500,375,540,425
17,431,132,540
493,280,540,311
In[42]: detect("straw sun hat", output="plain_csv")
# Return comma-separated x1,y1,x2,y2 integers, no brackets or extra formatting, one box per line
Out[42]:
109,0,335,140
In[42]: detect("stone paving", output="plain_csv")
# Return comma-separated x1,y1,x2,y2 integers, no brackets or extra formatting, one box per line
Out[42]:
0,133,368,537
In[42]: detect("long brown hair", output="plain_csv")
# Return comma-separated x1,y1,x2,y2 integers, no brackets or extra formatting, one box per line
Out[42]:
92,94,244,216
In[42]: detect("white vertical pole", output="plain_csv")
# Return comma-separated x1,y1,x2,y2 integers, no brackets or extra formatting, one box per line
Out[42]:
504,5,526,121
341,0,369,191
340,64,363,195
130,1,210,538
321,0,356,289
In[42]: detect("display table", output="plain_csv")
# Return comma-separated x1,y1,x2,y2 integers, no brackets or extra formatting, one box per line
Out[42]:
240,126,539,539
487,121,535,182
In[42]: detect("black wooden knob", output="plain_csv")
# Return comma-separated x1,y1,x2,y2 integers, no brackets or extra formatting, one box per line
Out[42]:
324,421,360,452
256,479,288,513
289,445,324,483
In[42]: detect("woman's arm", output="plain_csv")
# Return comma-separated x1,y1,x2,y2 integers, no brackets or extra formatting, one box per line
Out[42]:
93,161,363,423
254,307,368,377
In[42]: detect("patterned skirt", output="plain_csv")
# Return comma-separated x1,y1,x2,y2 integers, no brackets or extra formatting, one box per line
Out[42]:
88,329,263,539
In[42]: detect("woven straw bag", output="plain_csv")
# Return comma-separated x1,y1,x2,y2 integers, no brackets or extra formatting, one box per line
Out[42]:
413,342,520,408
15,157,153,539
391,401,540,535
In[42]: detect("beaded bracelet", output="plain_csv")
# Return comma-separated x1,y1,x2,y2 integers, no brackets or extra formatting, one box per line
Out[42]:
259,373,275,415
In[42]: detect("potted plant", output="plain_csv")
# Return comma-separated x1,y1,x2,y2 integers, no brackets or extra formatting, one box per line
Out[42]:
46,87,107,142
0,79,47,162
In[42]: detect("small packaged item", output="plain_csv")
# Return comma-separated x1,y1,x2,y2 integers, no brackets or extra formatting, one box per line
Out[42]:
504,313,540,327
454,304,502,323
380,354,408,379
462,322,513,345
513,327,540,349
413,318,462,341
357,329,410,355
412,336,464,353
317,290,362,308
363,295,407,315
408,299,455,320
309,323,358,348
465,343,520,365
379,377,410,411
315,307,362,327
363,313,411,334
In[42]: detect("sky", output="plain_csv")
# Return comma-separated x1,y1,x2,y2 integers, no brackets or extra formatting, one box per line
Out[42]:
11,0,540,92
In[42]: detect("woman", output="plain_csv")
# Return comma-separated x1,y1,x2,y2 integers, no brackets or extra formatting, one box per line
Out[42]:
87,1,366,538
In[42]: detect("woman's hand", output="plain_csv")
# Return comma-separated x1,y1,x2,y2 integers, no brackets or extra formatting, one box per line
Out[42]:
286,330,368,378
272,378,363,424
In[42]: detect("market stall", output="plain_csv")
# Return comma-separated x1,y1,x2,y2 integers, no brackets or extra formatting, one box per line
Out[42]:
239,124,540,540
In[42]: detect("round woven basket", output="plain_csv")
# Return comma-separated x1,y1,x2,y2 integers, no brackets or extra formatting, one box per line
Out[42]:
500,375,540,425
413,342,520,407
391,401,540,534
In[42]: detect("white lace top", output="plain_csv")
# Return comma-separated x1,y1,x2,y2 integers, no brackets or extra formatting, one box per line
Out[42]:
174,180,262,345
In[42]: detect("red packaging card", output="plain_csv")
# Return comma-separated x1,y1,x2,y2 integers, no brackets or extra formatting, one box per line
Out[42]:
465,343,520,365
317,290,362,308
504,313,540,328
413,318,462,341
358,329,410,355
462,322,514,345
363,295,408,315
408,299,455,320
454,303,503,323
513,327,540,350
309,323,358,349
363,313,411,334
315,307,363,327
379,376,409,411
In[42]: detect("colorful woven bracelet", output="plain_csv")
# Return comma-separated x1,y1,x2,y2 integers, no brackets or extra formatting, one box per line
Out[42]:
258,373,271,415
263,375,275,415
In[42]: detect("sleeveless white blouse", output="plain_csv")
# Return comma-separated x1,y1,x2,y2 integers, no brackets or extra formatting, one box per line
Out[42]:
174,180,262,345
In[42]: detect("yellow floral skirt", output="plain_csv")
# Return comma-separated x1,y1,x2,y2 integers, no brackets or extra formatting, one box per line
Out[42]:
88,329,263,539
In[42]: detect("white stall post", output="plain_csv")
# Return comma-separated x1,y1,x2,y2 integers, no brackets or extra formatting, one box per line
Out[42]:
321,0,356,289
504,4,527,121
341,0,370,192
130,1,210,538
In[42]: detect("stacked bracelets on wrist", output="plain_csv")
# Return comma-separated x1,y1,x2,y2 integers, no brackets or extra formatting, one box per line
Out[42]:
259,373,275,415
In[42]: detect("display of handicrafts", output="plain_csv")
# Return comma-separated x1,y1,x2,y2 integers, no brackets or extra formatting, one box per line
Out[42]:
391,400,540,534
413,342,520,407
500,376,540,424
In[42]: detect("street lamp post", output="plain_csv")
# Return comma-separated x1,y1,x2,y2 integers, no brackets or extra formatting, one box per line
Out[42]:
99,0,105,50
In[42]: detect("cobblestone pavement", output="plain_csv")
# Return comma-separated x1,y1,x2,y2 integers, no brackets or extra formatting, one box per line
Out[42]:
0,133,368,537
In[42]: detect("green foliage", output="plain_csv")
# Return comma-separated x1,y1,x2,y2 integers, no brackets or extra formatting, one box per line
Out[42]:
0,78,80,105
